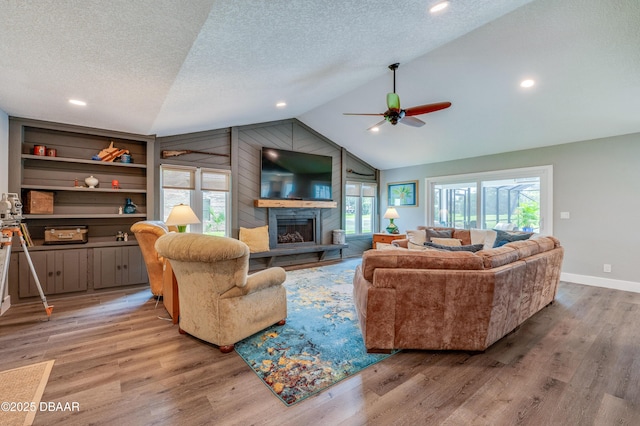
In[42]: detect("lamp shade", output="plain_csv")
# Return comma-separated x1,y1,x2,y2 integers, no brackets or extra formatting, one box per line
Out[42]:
383,207,400,219
165,204,200,232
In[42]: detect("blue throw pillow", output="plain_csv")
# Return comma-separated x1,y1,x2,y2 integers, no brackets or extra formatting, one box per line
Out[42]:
424,242,485,252
493,230,533,247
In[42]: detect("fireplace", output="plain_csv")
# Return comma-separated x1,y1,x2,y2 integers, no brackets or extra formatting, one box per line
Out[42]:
268,208,321,249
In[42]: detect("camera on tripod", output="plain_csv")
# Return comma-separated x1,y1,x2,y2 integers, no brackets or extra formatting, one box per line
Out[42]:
0,192,53,318
0,193,23,228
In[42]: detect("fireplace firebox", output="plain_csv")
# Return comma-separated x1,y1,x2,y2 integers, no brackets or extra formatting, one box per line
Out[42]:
268,208,321,249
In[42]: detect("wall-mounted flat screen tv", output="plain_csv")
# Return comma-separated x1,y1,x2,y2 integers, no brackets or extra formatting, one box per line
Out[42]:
260,147,333,201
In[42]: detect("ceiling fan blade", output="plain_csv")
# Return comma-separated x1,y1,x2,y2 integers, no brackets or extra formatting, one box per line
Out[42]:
400,116,425,127
404,101,451,116
367,119,388,132
387,92,400,111
343,113,385,116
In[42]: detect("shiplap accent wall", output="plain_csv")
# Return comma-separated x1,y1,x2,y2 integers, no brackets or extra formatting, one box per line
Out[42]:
235,120,341,244
157,119,377,267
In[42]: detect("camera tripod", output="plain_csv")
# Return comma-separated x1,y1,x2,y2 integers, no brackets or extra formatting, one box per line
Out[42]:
0,193,53,318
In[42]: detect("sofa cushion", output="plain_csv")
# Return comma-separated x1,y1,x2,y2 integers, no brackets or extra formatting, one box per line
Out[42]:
361,249,484,281
493,230,533,247
505,239,541,259
424,242,485,252
426,228,452,241
476,246,519,268
451,229,472,245
532,236,556,252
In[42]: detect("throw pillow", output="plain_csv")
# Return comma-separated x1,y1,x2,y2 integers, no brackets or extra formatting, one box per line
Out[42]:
406,229,427,250
470,228,498,250
424,242,485,252
426,229,453,242
239,225,270,253
493,230,533,248
430,237,462,247
377,242,406,251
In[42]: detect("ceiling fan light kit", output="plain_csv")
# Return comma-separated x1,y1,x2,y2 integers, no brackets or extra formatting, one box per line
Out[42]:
344,63,451,130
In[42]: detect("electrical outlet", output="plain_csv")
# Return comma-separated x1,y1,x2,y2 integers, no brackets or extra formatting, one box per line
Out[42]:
603,264,612,273
560,211,570,219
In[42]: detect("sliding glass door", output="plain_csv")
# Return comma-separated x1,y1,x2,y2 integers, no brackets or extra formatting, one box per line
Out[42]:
432,182,477,228
426,166,552,234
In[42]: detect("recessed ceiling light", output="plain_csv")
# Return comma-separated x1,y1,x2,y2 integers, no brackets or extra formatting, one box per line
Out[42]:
69,99,87,106
520,79,535,88
430,1,449,14
370,126,380,133
276,101,287,108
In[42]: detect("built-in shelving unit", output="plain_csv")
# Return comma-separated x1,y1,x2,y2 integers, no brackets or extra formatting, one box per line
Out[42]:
7,117,155,299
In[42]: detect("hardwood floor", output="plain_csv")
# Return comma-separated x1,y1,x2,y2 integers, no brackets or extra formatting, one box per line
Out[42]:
0,275,638,425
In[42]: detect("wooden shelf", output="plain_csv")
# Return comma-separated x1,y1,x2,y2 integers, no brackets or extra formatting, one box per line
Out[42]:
254,199,337,208
22,154,147,168
21,184,146,193
24,213,147,219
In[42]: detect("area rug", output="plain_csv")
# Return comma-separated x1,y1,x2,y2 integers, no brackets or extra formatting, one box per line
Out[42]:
235,259,395,406
0,359,55,426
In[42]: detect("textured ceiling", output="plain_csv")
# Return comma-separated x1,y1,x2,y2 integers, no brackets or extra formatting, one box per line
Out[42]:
1,0,639,169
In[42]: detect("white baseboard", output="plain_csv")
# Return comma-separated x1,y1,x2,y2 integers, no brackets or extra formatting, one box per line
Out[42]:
0,295,11,316
561,272,640,293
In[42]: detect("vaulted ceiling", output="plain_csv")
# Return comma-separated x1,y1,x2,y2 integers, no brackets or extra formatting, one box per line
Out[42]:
1,0,639,169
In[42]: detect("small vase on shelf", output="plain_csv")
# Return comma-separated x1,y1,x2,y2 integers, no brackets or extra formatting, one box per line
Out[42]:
85,175,99,188
123,198,137,214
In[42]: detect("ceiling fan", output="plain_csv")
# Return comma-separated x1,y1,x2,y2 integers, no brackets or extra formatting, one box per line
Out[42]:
344,63,451,131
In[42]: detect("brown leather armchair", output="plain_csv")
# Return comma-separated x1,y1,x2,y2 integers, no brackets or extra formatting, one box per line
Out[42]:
155,232,287,353
130,221,170,297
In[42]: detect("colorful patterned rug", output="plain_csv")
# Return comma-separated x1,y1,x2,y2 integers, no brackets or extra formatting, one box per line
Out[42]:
235,258,395,406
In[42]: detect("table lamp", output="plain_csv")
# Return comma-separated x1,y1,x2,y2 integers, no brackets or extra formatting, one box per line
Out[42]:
165,204,200,232
384,207,400,234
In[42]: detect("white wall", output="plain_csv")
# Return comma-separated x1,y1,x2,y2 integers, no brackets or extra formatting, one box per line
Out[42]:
0,110,8,193
0,109,8,314
381,132,640,292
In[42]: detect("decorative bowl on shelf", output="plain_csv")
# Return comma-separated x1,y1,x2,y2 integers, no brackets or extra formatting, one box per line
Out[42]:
85,175,99,188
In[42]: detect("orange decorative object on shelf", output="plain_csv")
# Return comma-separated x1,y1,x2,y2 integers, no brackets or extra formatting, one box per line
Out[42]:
112,180,120,189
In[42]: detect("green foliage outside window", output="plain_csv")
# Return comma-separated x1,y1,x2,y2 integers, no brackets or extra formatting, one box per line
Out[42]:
516,200,539,230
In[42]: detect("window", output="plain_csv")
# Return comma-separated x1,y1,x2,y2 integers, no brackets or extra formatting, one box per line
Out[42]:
426,166,552,234
345,181,377,235
160,165,231,236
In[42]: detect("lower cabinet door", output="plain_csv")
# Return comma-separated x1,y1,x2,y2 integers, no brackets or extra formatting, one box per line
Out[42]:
93,247,121,289
122,246,147,286
54,249,88,294
18,249,88,297
93,246,147,289
18,251,53,298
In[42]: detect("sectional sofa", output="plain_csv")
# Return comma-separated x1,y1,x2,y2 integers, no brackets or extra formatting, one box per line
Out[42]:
353,227,564,352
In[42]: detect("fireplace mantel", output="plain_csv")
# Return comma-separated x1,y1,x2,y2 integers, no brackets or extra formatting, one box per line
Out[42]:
254,199,337,208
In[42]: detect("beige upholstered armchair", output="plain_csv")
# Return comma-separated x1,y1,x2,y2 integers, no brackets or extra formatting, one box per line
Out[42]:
130,221,171,297
155,233,287,353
